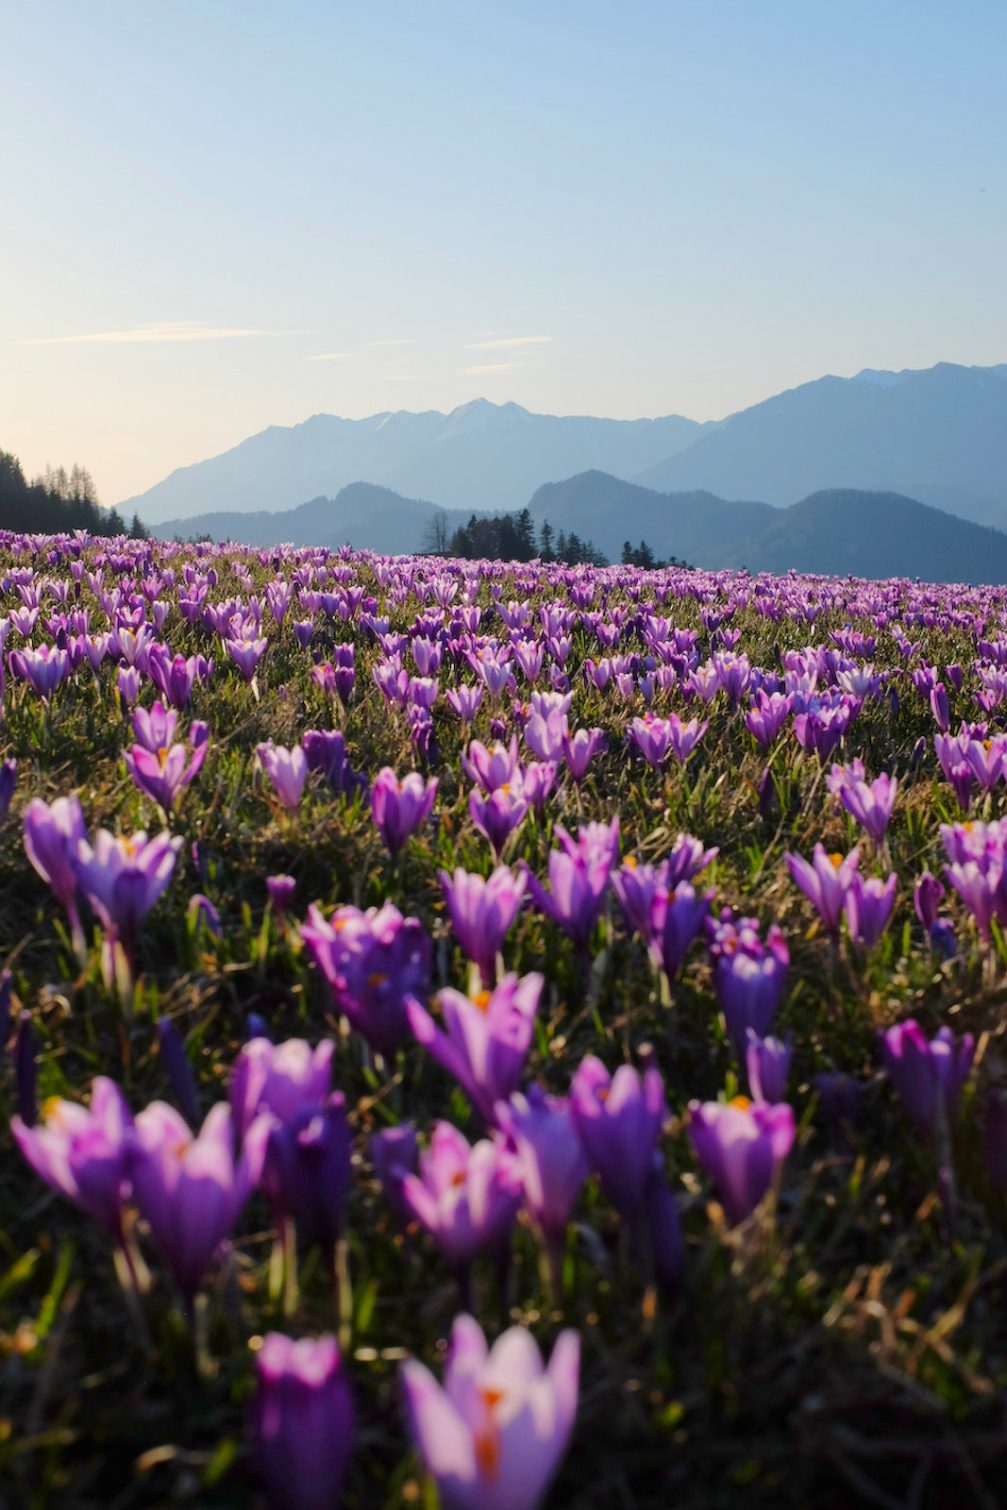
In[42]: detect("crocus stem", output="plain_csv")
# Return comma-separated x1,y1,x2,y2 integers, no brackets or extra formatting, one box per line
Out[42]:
113,1241,152,1349
282,1216,299,1319
268,1233,284,1307
69,908,87,969
334,1238,352,1355
545,1235,565,1309
935,1108,958,1240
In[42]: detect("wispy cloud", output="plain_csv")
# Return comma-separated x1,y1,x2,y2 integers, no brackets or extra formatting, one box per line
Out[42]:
25,321,290,346
465,335,553,351
305,351,351,362
463,361,527,376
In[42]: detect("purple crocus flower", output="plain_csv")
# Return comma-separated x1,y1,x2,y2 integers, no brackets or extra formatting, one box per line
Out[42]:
188,892,222,937
73,828,183,953
302,729,367,798
267,1093,353,1251
11,1076,132,1239
569,1055,667,1223
826,759,897,845
612,858,667,938
132,700,178,753
266,873,296,917
706,906,791,1063
446,684,485,722
648,880,711,981
128,1100,269,1303
230,1036,335,1140
785,844,860,936
300,902,432,1057
23,794,88,954
401,1314,579,1510
224,634,268,681
665,832,719,887
914,870,945,931
399,1122,521,1276
745,1031,793,1103
496,1086,588,1280
744,690,792,749
628,713,673,768
439,865,527,986
9,643,69,699
256,741,308,811
461,737,520,793
250,1333,355,1510
124,724,208,817
371,767,438,854
469,785,529,857
880,1019,975,1136
0,757,17,816
524,819,619,950
371,1122,419,1229
844,871,897,948
407,974,542,1127
562,727,606,782
688,1097,796,1226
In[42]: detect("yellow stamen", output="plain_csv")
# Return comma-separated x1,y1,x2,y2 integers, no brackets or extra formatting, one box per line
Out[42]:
729,1095,752,1111
828,852,844,869
472,990,493,1013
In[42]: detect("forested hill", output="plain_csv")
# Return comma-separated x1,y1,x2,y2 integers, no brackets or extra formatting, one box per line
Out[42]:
0,451,146,538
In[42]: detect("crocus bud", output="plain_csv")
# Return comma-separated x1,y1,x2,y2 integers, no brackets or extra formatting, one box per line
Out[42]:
266,874,296,918
157,1018,200,1129
745,1031,793,1104
914,871,944,931
250,1333,355,1510
14,1011,37,1126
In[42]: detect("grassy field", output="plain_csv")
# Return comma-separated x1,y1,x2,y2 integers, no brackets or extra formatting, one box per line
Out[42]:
2,534,1007,1507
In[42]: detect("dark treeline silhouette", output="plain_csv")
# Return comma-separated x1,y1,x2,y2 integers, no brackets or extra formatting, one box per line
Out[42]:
620,539,689,569
0,450,148,538
427,507,608,566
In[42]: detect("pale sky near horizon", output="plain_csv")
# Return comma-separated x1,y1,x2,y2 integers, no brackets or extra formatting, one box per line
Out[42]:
2,0,1005,504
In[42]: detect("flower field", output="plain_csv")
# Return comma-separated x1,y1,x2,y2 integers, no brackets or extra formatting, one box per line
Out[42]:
3,532,1007,1507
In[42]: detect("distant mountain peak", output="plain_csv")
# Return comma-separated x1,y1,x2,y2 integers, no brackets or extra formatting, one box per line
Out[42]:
852,368,907,386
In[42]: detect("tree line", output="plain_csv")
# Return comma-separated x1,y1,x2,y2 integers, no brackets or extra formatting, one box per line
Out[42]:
423,507,608,566
0,450,148,538
421,506,687,569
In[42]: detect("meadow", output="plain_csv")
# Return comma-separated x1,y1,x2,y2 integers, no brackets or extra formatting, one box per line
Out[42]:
1,531,1006,1508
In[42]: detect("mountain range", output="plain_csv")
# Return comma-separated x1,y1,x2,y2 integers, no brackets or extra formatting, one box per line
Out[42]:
124,361,1007,533
151,474,1007,585
122,358,1007,582
126,402,710,525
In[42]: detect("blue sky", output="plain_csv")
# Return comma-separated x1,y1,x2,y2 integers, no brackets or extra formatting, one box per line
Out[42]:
2,0,1005,502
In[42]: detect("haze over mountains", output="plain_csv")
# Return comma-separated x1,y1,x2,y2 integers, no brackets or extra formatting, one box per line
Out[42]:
125,359,1007,582
128,403,710,525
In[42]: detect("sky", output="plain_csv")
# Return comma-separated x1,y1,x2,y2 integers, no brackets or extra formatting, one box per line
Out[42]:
2,0,1005,505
